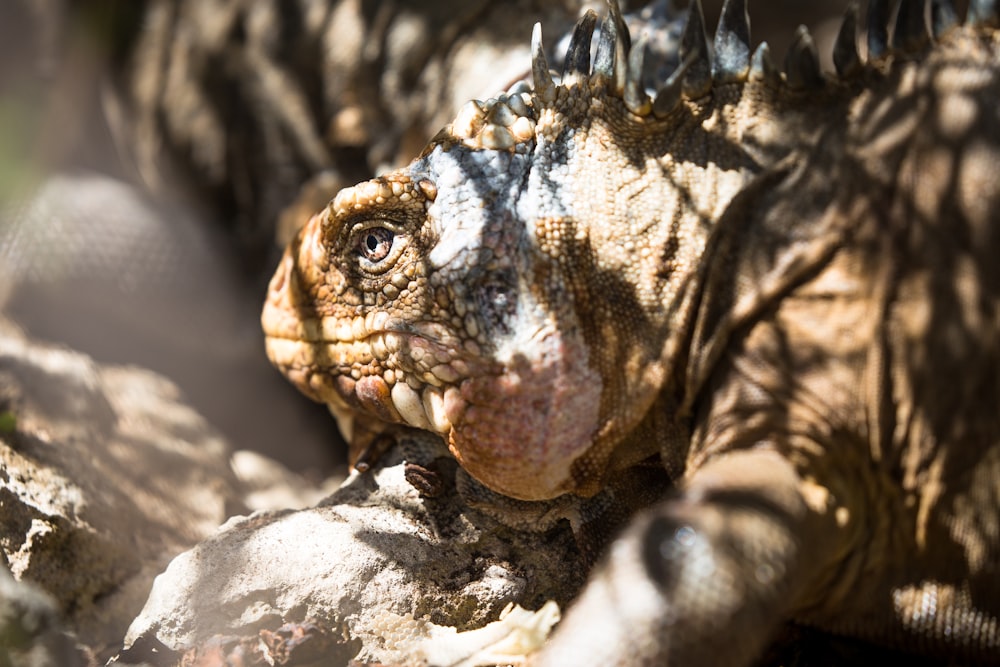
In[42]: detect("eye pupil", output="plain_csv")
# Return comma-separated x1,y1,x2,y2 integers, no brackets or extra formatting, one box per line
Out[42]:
359,227,394,263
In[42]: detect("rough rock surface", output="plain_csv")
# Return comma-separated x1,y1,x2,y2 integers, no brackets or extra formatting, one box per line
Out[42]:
0,567,94,667
116,447,585,667
0,171,346,475
0,318,248,660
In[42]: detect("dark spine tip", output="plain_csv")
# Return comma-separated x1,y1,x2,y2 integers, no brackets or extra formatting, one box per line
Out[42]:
867,0,891,60
784,25,823,90
892,0,930,53
968,0,1000,28
653,51,697,118
833,0,861,77
931,0,959,36
680,0,712,98
593,13,616,79
833,2,861,78
594,0,630,92
531,23,556,102
750,41,782,86
563,9,599,81
608,0,631,53
624,36,652,115
712,0,751,83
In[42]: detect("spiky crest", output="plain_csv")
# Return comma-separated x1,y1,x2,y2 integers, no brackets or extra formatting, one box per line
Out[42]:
264,0,1000,502
439,0,993,156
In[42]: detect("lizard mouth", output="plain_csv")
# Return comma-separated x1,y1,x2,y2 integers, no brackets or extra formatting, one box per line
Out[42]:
263,310,603,501
260,250,471,441
263,326,463,437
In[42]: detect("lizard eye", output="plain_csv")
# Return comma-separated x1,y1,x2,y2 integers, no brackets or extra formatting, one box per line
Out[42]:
358,227,395,263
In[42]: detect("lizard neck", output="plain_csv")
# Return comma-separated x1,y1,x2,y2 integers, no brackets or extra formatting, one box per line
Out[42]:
566,81,789,320
546,81,833,486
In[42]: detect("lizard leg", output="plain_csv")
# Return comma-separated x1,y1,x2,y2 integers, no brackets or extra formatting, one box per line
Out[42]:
531,448,840,667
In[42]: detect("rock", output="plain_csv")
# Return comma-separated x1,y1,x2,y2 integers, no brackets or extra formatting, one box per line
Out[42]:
230,449,344,513
116,447,586,666
0,172,346,476
0,318,248,660
0,567,95,667
0,313,579,667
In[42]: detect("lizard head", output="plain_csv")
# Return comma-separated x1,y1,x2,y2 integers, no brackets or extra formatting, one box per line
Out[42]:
261,98,616,500
262,0,873,500
262,59,654,499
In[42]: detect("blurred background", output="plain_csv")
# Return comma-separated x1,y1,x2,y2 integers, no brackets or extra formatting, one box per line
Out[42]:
0,0,957,477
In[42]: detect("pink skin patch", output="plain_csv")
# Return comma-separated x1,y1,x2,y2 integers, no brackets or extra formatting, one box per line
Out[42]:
444,327,603,501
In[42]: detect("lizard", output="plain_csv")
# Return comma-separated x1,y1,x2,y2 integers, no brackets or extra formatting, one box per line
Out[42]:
261,0,1000,664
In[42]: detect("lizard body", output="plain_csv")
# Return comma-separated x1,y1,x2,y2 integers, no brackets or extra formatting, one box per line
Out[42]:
262,0,1000,663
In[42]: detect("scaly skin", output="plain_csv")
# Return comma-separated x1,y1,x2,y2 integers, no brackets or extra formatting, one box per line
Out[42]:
260,34,836,501
263,0,1000,664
